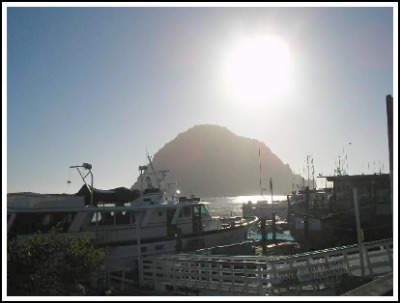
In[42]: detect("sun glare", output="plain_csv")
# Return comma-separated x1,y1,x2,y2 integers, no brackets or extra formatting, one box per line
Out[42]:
223,35,291,104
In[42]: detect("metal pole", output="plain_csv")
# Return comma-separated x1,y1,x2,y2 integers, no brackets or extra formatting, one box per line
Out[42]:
304,186,310,249
136,213,144,286
261,218,266,255
386,95,393,216
272,212,276,244
270,178,273,203
353,187,365,279
89,170,93,206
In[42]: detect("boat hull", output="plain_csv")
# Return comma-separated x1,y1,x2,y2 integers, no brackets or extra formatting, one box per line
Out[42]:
105,217,259,267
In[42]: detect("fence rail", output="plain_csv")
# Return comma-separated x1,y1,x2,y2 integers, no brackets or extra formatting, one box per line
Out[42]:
140,238,393,295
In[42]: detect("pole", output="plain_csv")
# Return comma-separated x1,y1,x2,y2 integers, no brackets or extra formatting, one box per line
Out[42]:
136,213,144,286
272,212,276,244
270,178,273,203
307,155,310,188
259,148,262,197
304,186,310,249
353,187,365,280
147,154,161,189
386,95,393,215
89,170,93,207
261,218,266,255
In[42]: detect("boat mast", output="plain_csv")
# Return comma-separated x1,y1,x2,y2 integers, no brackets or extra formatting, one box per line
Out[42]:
269,177,273,203
311,156,315,189
147,154,161,189
138,165,148,191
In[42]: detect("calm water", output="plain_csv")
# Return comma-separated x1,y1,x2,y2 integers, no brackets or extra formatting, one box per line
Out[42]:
204,195,287,217
205,195,294,242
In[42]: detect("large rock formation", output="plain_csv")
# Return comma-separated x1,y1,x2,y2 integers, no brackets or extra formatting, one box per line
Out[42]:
132,124,303,197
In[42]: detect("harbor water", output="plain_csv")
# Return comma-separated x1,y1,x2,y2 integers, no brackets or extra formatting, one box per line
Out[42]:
205,195,293,242
204,195,287,217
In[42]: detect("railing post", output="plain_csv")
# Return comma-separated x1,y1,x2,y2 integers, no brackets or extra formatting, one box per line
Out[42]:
364,247,374,278
353,187,365,280
385,242,393,264
121,269,125,291
138,257,144,287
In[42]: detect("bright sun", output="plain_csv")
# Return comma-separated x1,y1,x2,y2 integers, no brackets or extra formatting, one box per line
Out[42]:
223,35,291,104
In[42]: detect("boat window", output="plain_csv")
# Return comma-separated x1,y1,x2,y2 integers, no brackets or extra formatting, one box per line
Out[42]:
90,212,102,226
201,205,210,216
98,212,115,226
116,211,130,225
9,212,77,234
179,207,192,217
192,205,211,216
155,244,164,250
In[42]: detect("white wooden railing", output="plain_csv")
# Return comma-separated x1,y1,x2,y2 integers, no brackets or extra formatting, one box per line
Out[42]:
139,239,393,295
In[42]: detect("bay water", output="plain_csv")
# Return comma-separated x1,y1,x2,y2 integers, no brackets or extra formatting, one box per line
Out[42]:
204,195,288,217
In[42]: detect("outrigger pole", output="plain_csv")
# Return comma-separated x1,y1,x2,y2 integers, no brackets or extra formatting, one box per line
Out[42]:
70,163,94,206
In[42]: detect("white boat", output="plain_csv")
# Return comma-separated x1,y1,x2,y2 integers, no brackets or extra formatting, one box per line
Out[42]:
7,159,258,268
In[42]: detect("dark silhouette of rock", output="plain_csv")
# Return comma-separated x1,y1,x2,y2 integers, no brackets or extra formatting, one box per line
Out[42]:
132,124,304,197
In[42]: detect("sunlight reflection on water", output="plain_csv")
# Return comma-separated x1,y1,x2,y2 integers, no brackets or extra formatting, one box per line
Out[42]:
204,195,287,217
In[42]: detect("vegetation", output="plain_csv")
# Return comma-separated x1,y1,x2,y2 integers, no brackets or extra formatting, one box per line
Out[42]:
7,225,108,296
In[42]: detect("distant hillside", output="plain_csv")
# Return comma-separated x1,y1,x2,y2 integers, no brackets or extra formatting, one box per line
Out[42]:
131,124,304,197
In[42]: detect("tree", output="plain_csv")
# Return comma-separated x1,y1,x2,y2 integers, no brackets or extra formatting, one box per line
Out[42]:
7,225,108,296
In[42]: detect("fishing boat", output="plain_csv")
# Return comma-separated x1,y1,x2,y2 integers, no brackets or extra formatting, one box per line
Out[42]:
7,157,258,268
287,174,392,250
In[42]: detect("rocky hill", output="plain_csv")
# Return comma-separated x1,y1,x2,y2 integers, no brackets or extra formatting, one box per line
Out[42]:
131,124,304,197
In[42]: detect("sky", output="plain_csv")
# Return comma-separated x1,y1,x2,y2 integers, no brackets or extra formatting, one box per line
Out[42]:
4,3,397,195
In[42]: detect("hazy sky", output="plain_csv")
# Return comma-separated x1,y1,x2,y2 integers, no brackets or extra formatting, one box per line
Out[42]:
4,4,397,194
